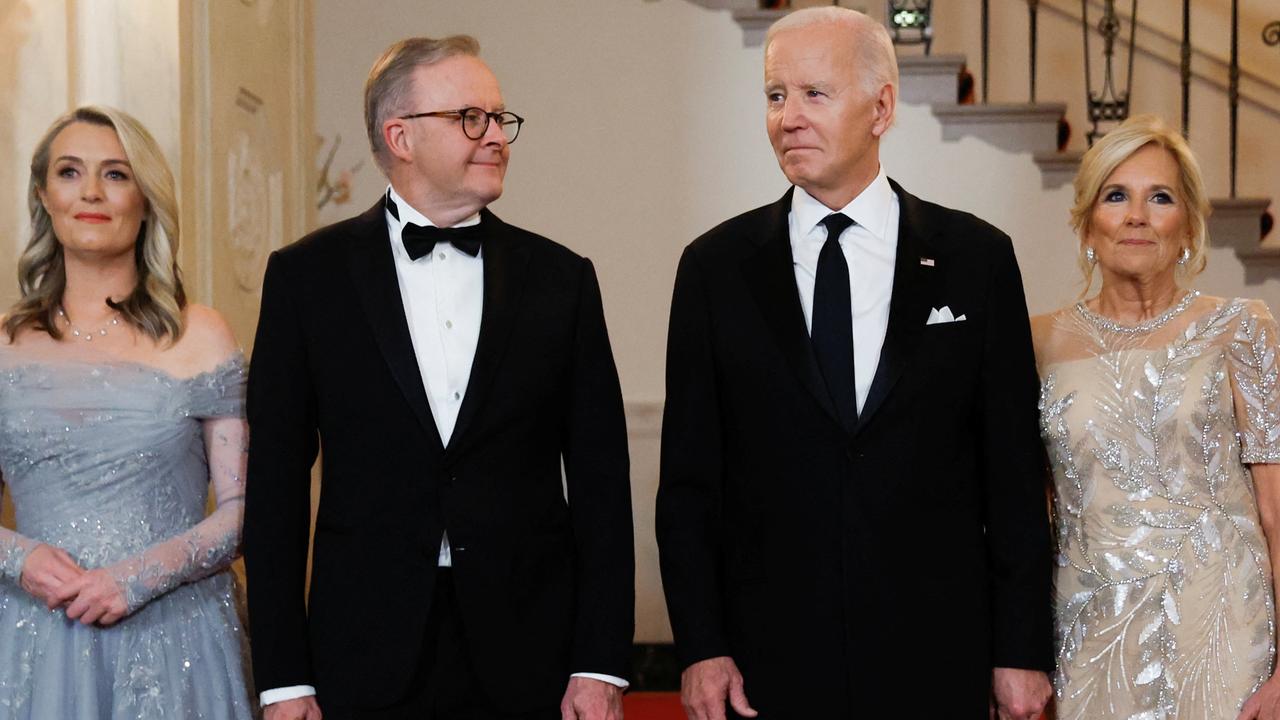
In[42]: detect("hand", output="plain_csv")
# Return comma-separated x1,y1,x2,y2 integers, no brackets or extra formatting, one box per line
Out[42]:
681,656,757,720
52,568,129,626
264,697,323,720
991,667,1052,720
560,676,623,720
1239,673,1280,719
17,543,84,608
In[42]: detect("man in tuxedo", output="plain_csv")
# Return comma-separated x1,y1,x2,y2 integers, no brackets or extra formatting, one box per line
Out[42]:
244,36,633,720
656,8,1053,719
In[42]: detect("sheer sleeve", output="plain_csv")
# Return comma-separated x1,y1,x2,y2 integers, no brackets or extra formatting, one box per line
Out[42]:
0,479,39,582
107,360,248,612
1228,299,1280,464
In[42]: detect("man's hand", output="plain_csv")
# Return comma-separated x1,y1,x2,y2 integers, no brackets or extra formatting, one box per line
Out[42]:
53,568,129,626
18,543,83,608
1239,673,1280,719
264,697,323,720
681,656,757,720
991,667,1052,720
560,676,623,720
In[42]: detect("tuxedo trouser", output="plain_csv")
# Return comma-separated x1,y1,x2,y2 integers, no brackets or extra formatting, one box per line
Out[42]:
321,570,560,720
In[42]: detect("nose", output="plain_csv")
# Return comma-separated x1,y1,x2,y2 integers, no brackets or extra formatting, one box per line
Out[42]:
1124,199,1148,225
481,114,508,147
81,173,104,202
780,95,806,131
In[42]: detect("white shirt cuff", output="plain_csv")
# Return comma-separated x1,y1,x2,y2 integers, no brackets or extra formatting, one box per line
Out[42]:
571,672,629,689
260,685,317,706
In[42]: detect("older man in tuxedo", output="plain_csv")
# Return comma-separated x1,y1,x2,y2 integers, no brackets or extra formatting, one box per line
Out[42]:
244,36,634,720
657,8,1054,719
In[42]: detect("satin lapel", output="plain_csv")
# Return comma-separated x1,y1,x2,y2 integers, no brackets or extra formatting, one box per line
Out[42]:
345,199,445,453
740,189,841,427
446,209,531,455
855,181,937,432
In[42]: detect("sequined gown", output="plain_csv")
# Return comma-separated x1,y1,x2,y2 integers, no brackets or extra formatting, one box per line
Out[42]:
1035,294,1279,720
0,347,254,719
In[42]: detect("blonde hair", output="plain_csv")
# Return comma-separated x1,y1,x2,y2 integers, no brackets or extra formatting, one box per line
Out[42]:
6,105,186,343
1070,114,1210,295
364,35,481,173
766,6,899,103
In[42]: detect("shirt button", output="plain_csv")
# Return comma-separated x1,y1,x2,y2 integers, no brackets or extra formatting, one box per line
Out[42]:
445,320,453,329
438,252,446,260
453,392,461,400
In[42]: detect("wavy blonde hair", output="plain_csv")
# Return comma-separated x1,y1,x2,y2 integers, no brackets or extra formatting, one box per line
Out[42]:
5,105,186,343
1070,114,1210,296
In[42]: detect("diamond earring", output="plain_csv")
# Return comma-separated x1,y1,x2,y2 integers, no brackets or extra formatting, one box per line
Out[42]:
1085,247,1096,265
1177,247,1191,265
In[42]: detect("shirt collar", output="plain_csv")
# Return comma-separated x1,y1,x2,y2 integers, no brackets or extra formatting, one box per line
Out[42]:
384,185,481,231
790,166,894,242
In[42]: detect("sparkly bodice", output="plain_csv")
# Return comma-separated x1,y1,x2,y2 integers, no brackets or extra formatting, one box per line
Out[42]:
0,357,242,566
1035,296,1279,719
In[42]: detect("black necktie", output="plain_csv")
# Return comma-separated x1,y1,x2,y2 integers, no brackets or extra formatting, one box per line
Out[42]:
811,213,858,432
385,191,483,259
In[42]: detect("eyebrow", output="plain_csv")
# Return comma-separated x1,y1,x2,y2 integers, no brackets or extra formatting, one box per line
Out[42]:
53,155,132,167
1101,182,1176,194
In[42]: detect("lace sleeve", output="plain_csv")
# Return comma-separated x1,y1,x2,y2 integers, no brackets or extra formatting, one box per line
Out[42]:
0,478,39,582
107,413,248,612
1228,299,1280,464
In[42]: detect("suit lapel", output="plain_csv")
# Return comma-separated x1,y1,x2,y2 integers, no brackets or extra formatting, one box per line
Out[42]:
345,199,446,453
855,180,937,431
740,189,841,427
446,209,531,454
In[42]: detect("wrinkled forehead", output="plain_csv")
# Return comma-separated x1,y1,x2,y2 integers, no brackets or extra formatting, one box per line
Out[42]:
411,55,505,110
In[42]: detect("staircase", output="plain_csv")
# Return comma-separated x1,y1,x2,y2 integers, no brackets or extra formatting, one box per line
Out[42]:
687,0,1277,305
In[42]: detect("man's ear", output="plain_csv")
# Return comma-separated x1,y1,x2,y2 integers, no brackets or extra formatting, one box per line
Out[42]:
870,82,897,138
384,118,414,164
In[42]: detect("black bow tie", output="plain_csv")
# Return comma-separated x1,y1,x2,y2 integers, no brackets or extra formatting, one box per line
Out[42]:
386,191,484,259
400,222,484,259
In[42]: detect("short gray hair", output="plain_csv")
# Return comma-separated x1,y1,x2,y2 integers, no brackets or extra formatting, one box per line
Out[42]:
766,7,899,100
364,35,481,172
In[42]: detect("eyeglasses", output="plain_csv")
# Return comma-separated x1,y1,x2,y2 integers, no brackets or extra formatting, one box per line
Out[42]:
399,106,524,143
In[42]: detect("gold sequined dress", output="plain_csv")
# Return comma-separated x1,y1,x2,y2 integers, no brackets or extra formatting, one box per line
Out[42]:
1035,293,1278,720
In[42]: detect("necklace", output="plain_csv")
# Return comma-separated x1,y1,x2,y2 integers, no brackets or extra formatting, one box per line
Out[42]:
1074,290,1200,335
57,307,121,342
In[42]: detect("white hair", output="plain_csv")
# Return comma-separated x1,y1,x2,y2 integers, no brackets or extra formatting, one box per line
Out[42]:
765,7,899,99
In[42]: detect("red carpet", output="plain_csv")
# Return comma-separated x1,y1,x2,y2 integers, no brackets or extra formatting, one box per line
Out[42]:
621,692,1049,719
623,692,683,720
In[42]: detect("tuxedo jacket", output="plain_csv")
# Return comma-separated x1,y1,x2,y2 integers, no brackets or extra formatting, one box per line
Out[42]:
243,199,634,711
655,182,1053,717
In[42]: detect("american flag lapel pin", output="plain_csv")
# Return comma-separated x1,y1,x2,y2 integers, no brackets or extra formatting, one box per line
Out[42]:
920,257,935,267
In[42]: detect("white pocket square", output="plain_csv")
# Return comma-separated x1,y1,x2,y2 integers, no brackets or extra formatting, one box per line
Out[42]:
926,306,966,325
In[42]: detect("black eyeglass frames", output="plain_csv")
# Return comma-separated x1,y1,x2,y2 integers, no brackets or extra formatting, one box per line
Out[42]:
399,107,524,143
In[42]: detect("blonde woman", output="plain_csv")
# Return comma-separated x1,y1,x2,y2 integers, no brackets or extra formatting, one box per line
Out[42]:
0,106,254,718
1032,114,1280,719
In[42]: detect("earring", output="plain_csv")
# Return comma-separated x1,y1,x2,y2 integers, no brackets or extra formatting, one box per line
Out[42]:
1085,247,1096,265
1177,247,1190,265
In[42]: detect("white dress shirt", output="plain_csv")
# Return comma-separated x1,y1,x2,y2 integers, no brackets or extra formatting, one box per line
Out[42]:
260,186,624,707
789,167,899,412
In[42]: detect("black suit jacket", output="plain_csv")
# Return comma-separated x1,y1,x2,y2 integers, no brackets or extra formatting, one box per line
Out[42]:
243,199,634,711
655,182,1053,717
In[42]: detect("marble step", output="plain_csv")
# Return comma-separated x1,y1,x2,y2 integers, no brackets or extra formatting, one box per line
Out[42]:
931,102,1068,155
898,53,966,106
1208,198,1278,283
